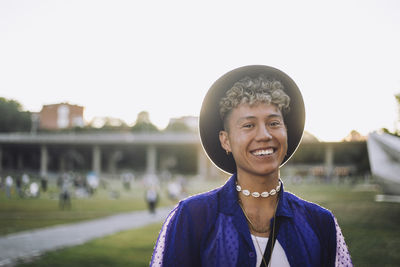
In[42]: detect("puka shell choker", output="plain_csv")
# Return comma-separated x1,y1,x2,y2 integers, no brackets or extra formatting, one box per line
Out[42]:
236,181,281,198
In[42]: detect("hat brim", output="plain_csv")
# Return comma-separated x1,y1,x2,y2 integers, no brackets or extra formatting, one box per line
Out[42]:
199,65,305,174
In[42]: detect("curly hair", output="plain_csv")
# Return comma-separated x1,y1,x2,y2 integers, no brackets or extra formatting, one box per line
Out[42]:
219,75,290,130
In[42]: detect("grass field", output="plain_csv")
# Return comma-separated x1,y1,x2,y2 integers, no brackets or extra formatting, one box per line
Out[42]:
3,177,400,266
0,178,179,236
15,223,163,267
285,182,400,267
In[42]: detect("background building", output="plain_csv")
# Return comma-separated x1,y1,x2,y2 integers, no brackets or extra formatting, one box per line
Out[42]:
39,103,84,130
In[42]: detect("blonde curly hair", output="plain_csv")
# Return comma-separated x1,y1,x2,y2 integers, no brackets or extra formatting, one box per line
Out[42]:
219,75,290,130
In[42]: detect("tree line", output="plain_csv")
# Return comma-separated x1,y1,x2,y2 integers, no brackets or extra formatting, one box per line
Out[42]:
0,98,192,133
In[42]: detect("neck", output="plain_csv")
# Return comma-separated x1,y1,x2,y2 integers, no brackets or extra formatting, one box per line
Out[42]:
238,187,280,237
234,168,281,239
236,173,280,213
236,170,280,193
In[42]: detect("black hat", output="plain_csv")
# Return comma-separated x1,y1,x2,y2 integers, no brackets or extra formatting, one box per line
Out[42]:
199,65,305,174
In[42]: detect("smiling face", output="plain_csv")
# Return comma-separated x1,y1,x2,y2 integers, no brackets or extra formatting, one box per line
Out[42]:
219,102,288,179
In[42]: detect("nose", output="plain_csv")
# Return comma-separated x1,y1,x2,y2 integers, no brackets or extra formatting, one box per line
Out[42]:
255,124,272,141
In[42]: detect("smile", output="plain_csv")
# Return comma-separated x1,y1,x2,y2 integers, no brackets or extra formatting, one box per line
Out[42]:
251,148,275,156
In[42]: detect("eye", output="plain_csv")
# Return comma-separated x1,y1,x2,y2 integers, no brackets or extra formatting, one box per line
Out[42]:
269,121,282,127
242,123,254,129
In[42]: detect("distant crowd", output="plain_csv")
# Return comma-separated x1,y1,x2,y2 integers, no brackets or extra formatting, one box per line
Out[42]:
1,170,189,214
1,173,44,199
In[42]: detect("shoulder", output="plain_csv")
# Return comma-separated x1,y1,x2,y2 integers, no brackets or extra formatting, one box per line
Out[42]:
283,191,337,257
176,186,221,217
284,191,335,227
160,187,221,249
283,191,337,251
151,188,222,266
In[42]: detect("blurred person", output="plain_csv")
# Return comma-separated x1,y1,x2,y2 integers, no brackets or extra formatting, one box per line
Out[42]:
86,171,99,195
59,173,71,209
74,173,89,198
41,176,48,192
121,172,134,190
73,174,85,189
146,186,159,214
16,175,23,198
5,175,13,198
22,173,30,186
29,182,40,198
22,173,30,196
151,66,352,266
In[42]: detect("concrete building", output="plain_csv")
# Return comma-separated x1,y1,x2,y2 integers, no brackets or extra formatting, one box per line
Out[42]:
0,132,220,180
0,131,369,182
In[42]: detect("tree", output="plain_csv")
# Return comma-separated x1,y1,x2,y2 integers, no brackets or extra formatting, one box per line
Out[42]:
164,121,191,132
396,93,400,134
131,111,159,132
379,93,400,137
88,117,129,131
342,130,366,142
0,97,31,132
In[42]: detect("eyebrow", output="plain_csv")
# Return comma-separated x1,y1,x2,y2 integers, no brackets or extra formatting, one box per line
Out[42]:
236,113,283,124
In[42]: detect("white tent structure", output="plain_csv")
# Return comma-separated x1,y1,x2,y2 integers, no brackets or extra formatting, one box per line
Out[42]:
367,132,400,195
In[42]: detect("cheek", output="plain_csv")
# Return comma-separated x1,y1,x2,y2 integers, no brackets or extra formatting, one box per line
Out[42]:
283,140,288,154
283,130,288,144
281,130,288,151
228,134,246,154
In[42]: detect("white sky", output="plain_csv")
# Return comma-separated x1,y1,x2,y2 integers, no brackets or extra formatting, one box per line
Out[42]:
0,0,399,141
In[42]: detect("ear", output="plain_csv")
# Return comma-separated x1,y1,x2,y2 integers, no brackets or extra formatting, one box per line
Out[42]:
219,130,231,152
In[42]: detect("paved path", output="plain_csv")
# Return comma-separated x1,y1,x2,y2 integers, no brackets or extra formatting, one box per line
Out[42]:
0,206,172,266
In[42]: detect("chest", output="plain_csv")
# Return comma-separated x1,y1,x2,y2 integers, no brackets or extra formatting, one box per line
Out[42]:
200,213,324,267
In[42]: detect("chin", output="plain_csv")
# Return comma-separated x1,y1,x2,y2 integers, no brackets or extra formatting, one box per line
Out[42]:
252,167,280,177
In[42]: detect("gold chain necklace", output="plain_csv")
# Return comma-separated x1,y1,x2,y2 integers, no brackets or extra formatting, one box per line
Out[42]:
269,200,279,267
238,196,280,267
239,201,270,233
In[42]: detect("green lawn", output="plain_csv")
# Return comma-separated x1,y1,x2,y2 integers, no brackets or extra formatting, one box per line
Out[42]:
15,223,163,267
4,178,400,266
285,182,400,267
0,179,180,236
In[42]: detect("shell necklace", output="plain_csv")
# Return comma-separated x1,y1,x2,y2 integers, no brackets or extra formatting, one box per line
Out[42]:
236,181,281,198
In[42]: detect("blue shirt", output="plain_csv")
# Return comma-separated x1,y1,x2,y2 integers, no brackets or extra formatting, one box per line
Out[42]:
151,174,352,266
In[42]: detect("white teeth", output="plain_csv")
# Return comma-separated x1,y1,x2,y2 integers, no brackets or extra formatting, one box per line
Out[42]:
252,148,274,156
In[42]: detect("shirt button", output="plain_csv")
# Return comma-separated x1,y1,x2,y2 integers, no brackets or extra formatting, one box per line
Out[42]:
249,252,255,258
